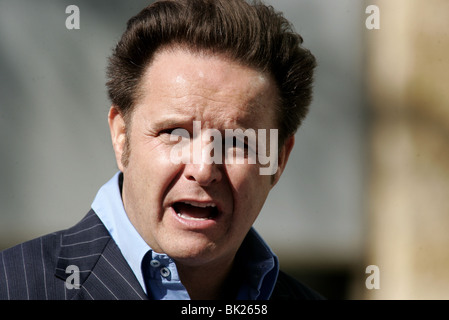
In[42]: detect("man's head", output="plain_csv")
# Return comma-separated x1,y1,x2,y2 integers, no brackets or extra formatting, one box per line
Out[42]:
106,0,316,152
106,0,316,268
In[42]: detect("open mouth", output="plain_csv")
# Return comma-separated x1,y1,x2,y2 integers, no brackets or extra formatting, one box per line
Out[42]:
172,201,220,221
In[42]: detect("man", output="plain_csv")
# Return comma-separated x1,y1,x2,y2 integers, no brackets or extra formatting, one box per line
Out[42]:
0,0,321,300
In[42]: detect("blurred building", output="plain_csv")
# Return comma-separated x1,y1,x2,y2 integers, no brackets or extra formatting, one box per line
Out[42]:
361,0,449,299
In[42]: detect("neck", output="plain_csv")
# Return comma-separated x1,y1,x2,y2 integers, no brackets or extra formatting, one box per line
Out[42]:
176,256,235,300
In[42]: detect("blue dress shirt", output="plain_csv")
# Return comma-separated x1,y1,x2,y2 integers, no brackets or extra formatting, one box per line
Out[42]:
92,171,279,300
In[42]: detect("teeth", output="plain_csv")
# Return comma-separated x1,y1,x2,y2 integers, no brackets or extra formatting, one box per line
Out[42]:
177,213,210,221
183,201,216,208
173,201,218,221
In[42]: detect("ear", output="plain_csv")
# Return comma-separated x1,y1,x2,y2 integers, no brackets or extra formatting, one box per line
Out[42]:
108,106,127,172
271,135,295,187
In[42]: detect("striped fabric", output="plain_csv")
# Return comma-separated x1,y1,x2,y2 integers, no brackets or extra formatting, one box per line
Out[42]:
0,210,147,300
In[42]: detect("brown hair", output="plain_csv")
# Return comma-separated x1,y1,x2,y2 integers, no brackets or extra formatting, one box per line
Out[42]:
106,0,316,145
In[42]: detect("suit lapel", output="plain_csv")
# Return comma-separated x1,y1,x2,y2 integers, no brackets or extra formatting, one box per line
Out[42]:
55,210,148,300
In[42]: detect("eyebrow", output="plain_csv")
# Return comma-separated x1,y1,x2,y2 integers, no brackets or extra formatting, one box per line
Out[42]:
150,116,194,130
145,98,273,132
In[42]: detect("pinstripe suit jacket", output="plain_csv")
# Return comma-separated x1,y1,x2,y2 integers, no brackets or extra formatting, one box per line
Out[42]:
0,210,323,300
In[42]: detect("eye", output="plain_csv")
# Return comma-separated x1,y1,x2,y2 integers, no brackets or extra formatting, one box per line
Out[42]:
158,127,191,144
159,128,177,135
224,136,250,148
223,137,251,159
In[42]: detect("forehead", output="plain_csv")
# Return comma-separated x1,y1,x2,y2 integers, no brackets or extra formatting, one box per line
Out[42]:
135,47,279,129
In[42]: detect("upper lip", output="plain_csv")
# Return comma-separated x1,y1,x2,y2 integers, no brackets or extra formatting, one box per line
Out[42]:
172,198,223,213
180,200,216,208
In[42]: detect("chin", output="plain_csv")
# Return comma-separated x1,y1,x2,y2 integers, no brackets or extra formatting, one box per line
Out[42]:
163,236,226,266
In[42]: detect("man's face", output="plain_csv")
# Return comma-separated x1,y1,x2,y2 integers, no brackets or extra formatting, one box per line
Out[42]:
109,48,294,268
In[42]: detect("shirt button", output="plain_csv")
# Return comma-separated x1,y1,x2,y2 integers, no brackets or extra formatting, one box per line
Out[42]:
150,259,161,268
160,267,170,278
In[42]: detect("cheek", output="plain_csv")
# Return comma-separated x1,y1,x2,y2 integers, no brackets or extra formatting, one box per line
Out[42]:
126,139,183,200
130,135,178,170
226,164,272,218
227,162,272,188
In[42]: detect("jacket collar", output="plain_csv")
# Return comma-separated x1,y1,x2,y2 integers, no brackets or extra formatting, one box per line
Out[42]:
54,210,147,300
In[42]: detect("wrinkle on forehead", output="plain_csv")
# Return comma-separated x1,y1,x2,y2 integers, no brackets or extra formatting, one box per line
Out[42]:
136,47,279,129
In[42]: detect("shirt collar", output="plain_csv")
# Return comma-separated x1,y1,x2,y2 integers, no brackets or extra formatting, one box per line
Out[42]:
91,171,279,299
92,171,150,293
235,228,279,299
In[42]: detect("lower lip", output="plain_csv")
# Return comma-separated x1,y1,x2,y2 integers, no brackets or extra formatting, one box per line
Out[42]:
170,206,220,230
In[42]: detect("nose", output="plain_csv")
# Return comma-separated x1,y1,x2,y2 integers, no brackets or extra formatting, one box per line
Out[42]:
182,125,223,186
183,161,222,187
